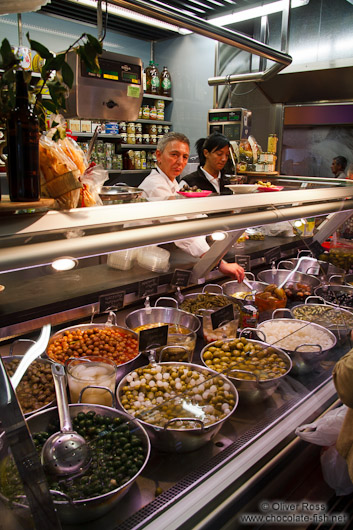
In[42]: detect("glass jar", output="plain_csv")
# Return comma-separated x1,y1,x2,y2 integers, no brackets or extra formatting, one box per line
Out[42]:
142,133,150,144
127,122,135,134
127,133,136,144
119,121,127,133
66,357,117,407
142,105,150,119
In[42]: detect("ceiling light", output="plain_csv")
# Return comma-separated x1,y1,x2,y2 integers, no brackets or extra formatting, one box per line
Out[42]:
211,231,227,241
68,0,192,35
51,257,78,271
210,0,309,26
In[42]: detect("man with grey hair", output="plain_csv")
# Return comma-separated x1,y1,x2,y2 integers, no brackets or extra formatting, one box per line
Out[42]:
139,132,245,281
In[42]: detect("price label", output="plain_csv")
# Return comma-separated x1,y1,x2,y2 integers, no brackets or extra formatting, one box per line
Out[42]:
99,291,125,313
171,269,192,287
264,247,281,265
211,304,235,330
139,325,168,352
235,255,251,271
138,278,159,298
308,240,325,258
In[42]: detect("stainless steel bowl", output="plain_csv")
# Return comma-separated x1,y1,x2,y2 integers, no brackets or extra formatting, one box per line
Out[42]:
2,355,55,416
99,185,144,204
45,323,140,381
222,279,267,300
291,303,353,338
256,317,336,374
125,306,200,334
257,269,321,290
279,258,344,278
24,404,151,523
200,338,292,403
117,362,239,452
314,284,353,311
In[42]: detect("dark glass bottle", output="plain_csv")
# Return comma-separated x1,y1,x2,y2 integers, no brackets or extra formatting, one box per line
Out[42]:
146,61,160,94
6,70,40,202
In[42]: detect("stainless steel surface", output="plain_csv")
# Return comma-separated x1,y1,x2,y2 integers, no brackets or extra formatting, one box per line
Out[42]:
26,403,151,524
116,361,239,452
41,363,91,478
110,0,292,65
199,338,292,403
65,49,143,120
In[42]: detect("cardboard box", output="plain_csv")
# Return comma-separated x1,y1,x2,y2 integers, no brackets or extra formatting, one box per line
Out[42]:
80,120,92,133
67,119,80,133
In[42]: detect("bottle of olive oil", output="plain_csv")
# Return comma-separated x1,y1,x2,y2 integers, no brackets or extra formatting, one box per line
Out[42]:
146,61,160,94
7,70,40,202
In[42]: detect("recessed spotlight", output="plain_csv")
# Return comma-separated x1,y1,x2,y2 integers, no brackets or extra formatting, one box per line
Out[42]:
51,257,78,271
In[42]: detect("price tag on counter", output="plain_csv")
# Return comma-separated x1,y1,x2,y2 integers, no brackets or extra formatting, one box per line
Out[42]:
138,277,159,298
308,240,325,258
171,269,191,287
99,291,125,313
264,247,281,265
211,304,235,330
139,325,168,352
235,255,251,271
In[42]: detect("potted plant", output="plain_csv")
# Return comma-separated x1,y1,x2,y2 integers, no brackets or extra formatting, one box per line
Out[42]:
0,32,102,202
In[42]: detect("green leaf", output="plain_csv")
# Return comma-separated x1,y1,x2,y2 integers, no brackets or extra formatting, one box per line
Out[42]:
61,61,74,89
26,33,52,59
86,34,103,54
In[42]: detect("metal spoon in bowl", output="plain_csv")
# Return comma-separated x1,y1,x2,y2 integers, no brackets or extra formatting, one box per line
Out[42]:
41,363,91,478
277,256,315,290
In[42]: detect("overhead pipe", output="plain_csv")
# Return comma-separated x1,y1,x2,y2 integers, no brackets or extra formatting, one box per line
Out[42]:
109,0,292,66
209,0,292,87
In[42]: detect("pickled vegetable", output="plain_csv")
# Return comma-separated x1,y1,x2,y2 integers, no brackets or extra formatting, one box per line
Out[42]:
0,411,147,502
201,338,290,381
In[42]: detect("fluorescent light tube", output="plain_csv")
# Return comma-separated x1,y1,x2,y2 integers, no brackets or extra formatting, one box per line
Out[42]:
210,0,309,26
68,0,192,34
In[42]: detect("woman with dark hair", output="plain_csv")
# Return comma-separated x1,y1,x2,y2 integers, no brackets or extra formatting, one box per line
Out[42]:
180,132,233,194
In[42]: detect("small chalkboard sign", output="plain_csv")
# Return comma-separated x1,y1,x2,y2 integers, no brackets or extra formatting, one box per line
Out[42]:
264,246,281,265
99,291,125,313
308,240,325,258
171,269,191,287
139,325,168,352
138,277,159,298
211,304,235,330
235,255,251,271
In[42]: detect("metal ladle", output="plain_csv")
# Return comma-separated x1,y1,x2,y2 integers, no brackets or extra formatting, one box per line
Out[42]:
277,256,315,290
41,363,91,478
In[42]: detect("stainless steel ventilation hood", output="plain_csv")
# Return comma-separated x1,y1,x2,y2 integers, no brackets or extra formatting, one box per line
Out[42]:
257,65,353,104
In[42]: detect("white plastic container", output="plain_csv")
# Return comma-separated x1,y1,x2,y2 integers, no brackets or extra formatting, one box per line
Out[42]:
107,249,138,270
137,246,170,272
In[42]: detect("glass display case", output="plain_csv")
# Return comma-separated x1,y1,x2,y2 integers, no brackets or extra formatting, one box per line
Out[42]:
1,180,353,529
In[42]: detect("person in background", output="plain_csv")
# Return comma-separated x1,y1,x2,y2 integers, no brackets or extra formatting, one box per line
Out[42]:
331,156,347,178
139,132,245,282
179,132,233,194
346,163,353,180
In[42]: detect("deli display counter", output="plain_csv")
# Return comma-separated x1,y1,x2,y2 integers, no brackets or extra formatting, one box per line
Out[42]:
1,181,353,529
